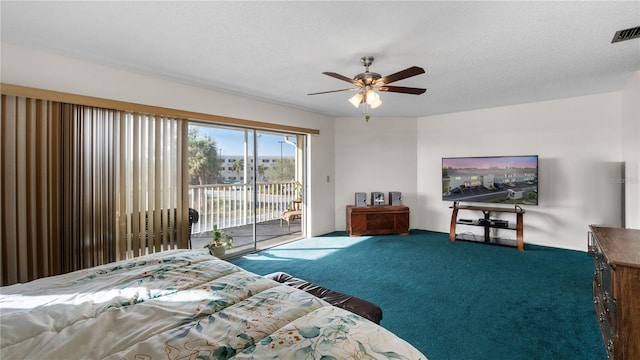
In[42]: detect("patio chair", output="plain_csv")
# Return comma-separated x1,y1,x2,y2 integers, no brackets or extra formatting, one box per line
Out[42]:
280,198,302,231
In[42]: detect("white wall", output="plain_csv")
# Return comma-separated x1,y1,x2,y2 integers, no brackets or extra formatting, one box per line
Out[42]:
334,117,418,228
621,71,640,229
416,93,624,251
3,43,635,249
0,43,337,237
333,93,627,251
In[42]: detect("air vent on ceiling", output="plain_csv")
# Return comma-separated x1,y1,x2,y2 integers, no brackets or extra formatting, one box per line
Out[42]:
612,26,640,43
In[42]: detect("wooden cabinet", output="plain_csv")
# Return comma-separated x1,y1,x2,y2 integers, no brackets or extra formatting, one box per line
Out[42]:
346,205,409,236
588,226,640,360
449,203,525,251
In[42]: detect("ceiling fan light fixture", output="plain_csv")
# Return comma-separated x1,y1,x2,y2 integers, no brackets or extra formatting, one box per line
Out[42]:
365,89,382,109
308,56,426,121
348,92,363,108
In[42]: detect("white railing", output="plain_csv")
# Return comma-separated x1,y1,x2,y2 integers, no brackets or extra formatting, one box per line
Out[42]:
188,181,300,234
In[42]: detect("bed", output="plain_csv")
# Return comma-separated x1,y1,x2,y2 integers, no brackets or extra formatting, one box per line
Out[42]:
0,249,427,359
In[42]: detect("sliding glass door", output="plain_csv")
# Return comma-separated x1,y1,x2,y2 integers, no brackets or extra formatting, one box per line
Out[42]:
255,131,305,250
187,122,305,256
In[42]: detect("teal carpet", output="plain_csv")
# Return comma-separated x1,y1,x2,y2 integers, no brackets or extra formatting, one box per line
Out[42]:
230,230,606,360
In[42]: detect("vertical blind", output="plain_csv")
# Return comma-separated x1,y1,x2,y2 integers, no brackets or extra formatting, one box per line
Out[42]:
1,96,55,284
116,112,189,260
1,95,189,286
52,103,120,272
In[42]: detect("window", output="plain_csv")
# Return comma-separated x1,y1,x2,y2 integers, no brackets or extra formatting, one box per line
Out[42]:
1,84,318,285
187,124,306,256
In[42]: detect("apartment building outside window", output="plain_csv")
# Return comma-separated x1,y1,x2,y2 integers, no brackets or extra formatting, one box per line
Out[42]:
187,123,306,257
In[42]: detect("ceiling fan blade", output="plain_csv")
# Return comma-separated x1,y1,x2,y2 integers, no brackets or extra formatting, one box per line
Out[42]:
323,72,363,86
307,88,360,95
380,66,425,85
378,86,427,95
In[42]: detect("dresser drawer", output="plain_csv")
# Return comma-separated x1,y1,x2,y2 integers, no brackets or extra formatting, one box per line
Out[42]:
594,277,617,328
589,226,640,360
593,243,617,330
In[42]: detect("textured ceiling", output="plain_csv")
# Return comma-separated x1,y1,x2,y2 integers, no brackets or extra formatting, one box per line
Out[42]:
2,1,639,118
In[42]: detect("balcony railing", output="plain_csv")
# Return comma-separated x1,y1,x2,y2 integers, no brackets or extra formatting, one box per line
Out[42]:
188,181,301,235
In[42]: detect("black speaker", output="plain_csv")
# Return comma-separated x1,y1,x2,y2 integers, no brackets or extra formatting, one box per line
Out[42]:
371,192,385,206
389,191,402,206
355,192,367,207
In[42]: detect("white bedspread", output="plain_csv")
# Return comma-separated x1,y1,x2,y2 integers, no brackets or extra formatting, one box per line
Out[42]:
1,249,426,359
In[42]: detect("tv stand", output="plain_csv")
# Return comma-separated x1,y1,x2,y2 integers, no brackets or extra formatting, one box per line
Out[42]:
449,203,525,251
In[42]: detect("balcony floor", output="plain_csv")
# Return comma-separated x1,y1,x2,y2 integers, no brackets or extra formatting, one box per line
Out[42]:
190,218,302,256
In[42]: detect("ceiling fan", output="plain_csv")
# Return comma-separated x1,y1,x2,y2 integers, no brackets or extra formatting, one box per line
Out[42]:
308,56,426,119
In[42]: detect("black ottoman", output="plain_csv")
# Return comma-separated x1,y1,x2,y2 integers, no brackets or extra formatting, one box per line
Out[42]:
264,271,383,324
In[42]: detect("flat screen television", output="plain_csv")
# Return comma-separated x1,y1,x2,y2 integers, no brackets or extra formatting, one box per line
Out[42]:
442,155,538,205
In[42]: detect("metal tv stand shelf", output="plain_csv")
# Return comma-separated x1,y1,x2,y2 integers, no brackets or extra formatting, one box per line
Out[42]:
449,202,525,251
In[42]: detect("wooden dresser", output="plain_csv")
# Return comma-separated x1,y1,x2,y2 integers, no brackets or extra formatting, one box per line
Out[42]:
346,205,409,236
588,225,640,360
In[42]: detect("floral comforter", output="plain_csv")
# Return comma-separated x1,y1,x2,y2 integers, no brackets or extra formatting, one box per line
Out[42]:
1,249,426,359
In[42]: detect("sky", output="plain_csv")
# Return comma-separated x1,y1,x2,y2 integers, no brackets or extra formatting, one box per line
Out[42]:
443,156,538,169
192,125,296,157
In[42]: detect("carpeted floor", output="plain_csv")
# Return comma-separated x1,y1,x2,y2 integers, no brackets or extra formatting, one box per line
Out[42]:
230,230,606,360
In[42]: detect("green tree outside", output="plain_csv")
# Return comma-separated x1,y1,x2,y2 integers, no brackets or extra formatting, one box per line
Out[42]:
231,159,244,181
266,158,295,182
188,128,221,185
257,164,267,182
